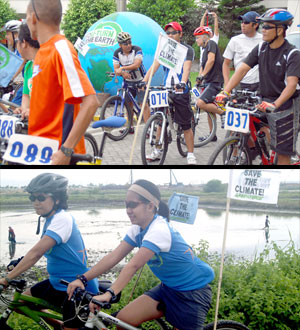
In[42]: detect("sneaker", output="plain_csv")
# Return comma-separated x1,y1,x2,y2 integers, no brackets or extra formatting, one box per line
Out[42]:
146,148,162,161
198,134,217,142
187,154,197,165
220,113,226,129
119,127,134,134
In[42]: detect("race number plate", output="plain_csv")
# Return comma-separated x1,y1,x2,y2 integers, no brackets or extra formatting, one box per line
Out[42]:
225,106,250,133
3,134,59,165
149,90,168,108
191,87,201,99
0,115,18,140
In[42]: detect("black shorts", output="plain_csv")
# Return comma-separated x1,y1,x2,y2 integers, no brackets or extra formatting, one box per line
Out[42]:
200,82,222,104
30,279,86,328
266,96,300,156
126,81,145,104
145,283,212,330
169,92,193,130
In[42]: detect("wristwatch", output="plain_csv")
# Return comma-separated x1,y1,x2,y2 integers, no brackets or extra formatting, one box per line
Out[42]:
105,287,117,301
60,145,74,157
76,274,88,287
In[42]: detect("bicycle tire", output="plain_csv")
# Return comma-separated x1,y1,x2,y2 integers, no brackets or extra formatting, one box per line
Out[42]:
193,110,217,148
176,115,196,158
204,320,250,330
100,95,132,141
208,135,252,165
84,132,98,159
141,113,168,165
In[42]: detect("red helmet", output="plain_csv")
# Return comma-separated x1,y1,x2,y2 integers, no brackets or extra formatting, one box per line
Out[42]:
193,26,212,36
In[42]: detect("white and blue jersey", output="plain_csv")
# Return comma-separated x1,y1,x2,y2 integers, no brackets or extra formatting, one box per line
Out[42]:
41,209,98,293
124,215,214,291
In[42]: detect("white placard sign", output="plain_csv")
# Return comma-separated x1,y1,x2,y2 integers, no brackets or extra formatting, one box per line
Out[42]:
149,90,169,108
0,115,18,140
225,106,250,133
3,134,59,165
74,37,90,56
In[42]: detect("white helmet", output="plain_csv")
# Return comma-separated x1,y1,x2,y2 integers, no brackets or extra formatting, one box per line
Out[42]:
117,32,131,44
0,20,22,33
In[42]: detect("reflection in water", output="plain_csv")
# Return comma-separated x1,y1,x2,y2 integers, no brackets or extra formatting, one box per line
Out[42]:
9,241,16,259
204,209,222,217
264,227,270,243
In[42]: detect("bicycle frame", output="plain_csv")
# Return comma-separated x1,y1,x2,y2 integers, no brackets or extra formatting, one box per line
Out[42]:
1,287,62,330
116,81,142,118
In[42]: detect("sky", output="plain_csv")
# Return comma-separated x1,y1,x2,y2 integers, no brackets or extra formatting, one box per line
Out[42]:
0,168,299,187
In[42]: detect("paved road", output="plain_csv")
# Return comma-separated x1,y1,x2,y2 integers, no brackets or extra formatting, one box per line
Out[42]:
87,116,227,166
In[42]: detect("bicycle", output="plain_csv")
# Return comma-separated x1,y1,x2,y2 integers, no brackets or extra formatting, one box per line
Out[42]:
100,72,151,141
0,277,251,330
190,83,217,147
207,93,300,165
140,86,196,165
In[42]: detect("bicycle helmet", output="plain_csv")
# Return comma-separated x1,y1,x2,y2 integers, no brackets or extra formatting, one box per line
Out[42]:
0,20,22,33
25,173,68,194
193,26,212,36
117,32,131,44
258,9,293,28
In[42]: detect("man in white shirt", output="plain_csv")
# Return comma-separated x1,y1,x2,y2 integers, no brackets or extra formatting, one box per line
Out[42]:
223,11,262,91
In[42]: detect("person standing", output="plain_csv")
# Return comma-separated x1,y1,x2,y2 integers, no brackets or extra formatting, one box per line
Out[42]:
216,9,300,165
26,0,99,165
143,22,197,165
8,226,16,243
222,11,262,91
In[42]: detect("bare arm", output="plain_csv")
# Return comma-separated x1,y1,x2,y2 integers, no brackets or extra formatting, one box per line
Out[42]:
224,63,251,94
273,76,298,109
51,93,99,165
212,12,219,37
200,10,208,26
182,60,192,84
12,59,27,81
223,58,232,88
114,58,142,80
89,247,154,311
0,236,56,286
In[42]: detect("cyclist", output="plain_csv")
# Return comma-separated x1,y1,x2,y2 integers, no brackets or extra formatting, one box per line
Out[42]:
223,11,262,91
113,31,151,131
194,26,225,141
0,173,98,330
13,23,40,119
26,0,99,165
143,21,197,165
67,179,214,330
216,9,300,165
0,19,26,106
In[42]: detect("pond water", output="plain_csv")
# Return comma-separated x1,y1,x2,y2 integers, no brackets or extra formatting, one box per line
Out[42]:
0,207,299,267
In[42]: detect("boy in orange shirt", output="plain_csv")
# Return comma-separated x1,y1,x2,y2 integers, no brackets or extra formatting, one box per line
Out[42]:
26,0,99,165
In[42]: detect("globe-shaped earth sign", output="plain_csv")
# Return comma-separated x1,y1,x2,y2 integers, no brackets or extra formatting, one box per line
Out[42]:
79,11,165,95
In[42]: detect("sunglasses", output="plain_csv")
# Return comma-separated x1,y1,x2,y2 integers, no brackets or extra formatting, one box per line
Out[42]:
262,25,277,30
31,0,40,21
120,41,131,46
166,31,180,35
29,194,50,202
125,201,144,209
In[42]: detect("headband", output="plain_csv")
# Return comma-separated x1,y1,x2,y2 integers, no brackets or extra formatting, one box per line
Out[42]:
128,184,160,208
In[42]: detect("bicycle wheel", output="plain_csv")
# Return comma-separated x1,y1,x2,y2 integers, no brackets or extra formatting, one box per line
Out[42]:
204,320,250,330
84,132,98,159
193,109,217,148
176,116,195,158
141,113,168,165
208,136,252,165
100,95,132,141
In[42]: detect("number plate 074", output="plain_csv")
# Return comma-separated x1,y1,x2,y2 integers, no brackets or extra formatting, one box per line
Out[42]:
149,91,168,108
225,107,250,133
3,134,59,165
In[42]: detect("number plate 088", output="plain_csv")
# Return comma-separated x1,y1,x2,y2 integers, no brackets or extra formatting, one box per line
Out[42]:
3,134,59,165
225,107,250,133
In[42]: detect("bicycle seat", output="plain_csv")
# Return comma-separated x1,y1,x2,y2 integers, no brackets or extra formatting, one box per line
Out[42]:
92,116,126,129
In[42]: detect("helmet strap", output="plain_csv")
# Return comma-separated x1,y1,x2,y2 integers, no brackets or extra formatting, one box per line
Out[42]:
268,26,279,45
36,200,58,235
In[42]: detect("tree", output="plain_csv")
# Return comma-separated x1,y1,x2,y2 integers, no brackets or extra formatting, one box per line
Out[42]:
203,179,225,193
127,0,196,30
61,0,116,44
0,0,18,40
217,0,266,38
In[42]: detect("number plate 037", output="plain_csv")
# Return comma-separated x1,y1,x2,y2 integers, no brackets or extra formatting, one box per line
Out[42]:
149,91,168,108
225,106,250,133
3,134,59,165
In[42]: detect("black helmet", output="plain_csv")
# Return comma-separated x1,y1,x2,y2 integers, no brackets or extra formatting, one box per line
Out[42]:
25,173,68,195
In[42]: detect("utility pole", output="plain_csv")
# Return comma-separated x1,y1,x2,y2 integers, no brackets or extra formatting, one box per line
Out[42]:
116,0,127,12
